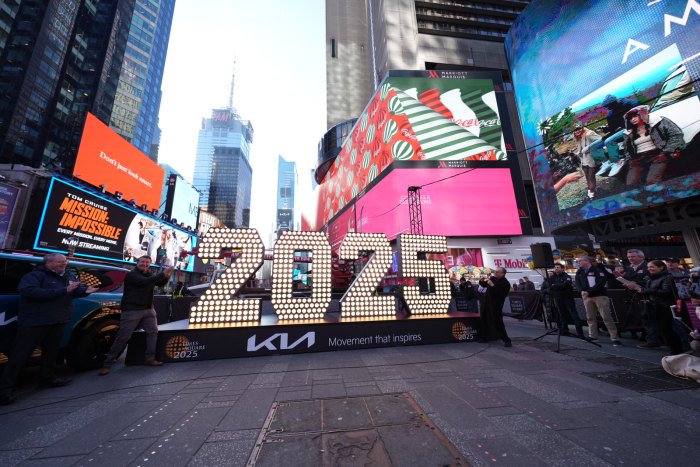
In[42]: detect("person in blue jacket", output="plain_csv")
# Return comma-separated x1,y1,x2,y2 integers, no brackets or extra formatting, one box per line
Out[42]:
0,253,99,405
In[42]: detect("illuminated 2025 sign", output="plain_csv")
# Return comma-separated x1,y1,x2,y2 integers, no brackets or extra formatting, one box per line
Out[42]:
190,229,452,324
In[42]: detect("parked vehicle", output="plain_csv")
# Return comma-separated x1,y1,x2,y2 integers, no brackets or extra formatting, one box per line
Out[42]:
0,252,129,370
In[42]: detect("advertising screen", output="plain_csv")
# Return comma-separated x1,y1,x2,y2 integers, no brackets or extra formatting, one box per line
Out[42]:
315,73,516,229
277,209,293,231
324,166,522,249
73,113,165,210
506,0,700,232
165,174,200,230
0,182,19,248
35,178,196,271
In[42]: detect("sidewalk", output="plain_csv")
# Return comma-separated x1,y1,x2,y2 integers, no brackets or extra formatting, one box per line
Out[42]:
1,318,698,466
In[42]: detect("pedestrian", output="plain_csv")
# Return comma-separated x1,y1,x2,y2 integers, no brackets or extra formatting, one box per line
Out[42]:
623,260,683,355
478,268,513,347
550,263,585,338
621,249,661,348
0,254,99,405
575,256,622,346
99,256,174,375
521,276,535,291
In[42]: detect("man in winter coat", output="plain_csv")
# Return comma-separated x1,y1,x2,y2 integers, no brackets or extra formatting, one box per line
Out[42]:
0,254,99,405
478,268,512,347
99,256,174,375
575,256,621,346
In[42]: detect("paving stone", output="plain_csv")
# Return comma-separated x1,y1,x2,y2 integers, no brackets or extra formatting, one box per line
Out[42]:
377,424,461,466
322,397,372,431
189,439,257,467
345,385,382,397
253,433,322,467
131,407,229,466
76,438,156,467
27,399,164,458
0,448,41,467
217,387,278,431
489,386,596,431
276,390,312,401
311,383,346,399
113,393,208,439
270,400,322,433
16,454,84,466
463,437,548,466
206,429,259,442
3,396,132,450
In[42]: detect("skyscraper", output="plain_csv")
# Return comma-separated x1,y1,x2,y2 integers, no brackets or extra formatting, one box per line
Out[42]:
276,155,297,235
192,74,254,228
109,0,176,160
0,0,135,171
208,145,253,228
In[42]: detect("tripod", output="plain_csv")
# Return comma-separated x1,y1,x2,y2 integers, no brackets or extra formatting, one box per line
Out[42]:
534,268,601,352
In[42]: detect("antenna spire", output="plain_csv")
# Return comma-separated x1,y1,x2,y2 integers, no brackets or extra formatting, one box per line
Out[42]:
228,60,236,110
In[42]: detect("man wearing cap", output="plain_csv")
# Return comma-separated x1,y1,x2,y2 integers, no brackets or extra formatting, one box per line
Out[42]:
575,256,621,346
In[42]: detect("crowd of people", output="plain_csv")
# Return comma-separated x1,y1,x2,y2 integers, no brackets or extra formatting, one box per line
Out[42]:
448,250,700,357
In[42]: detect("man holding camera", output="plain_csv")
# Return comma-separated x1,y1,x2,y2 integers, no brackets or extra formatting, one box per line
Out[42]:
0,254,99,405
478,268,512,347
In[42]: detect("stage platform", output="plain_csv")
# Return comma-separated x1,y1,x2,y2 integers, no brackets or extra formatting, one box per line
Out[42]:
125,305,481,364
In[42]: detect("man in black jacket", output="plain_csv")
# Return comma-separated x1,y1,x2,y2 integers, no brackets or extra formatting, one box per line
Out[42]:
478,267,512,347
0,254,99,405
550,263,585,337
99,256,174,375
575,256,621,346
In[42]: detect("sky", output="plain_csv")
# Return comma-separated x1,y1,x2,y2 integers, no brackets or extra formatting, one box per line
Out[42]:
157,0,326,245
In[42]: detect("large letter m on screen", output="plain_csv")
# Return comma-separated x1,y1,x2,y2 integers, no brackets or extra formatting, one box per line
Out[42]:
665,0,700,37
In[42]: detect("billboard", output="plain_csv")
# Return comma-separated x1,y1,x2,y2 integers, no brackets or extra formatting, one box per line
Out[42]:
506,0,700,232
0,183,20,248
277,209,293,232
324,165,522,251
165,173,200,230
73,113,165,210
314,73,519,230
34,178,196,271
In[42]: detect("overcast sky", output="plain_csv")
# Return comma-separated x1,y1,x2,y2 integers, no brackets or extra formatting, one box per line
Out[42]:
157,0,326,245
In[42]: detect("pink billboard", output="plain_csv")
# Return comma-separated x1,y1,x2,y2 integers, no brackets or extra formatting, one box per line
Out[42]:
323,167,521,249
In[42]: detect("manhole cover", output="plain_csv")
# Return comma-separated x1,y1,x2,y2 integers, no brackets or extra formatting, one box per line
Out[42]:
247,393,469,466
583,369,700,392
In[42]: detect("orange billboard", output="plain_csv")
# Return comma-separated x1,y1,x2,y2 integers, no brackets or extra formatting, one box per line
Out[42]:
73,113,165,210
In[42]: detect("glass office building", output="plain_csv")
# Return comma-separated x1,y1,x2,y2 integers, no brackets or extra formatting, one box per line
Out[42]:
110,0,176,160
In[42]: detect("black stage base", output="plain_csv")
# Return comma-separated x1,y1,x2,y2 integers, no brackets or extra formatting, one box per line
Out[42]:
125,310,481,365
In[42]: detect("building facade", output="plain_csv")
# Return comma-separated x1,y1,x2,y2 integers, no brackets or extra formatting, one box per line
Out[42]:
324,0,536,224
192,106,254,228
0,0,135,171
109,0,175,160
208,146,252,228
276,155,297,235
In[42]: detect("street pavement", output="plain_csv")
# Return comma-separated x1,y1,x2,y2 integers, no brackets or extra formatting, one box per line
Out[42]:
1,318,698,466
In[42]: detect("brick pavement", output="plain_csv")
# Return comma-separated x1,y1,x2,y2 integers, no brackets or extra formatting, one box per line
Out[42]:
0,319,698,466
